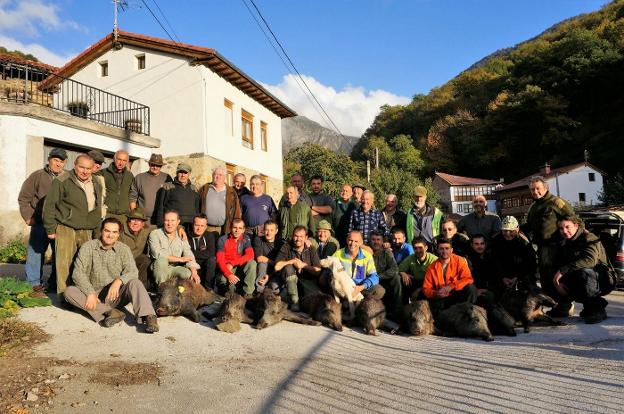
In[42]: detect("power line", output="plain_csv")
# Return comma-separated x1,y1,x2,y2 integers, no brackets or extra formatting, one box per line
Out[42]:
139,0,178,45
243,0,349,143
150,0,182,43
239,0,333,132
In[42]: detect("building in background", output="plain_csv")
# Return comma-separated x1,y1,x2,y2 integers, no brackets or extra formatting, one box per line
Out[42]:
432,172,502,217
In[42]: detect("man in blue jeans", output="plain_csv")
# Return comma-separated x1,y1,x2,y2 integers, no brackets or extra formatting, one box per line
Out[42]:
18,148,67,295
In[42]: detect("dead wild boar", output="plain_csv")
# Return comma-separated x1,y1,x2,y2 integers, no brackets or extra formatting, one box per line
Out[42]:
300,292,343,331
250,290,321,330
501,287,566,333
487,303,517,336
356,295,386,336
155,277,221,322
207,292,253,333
402,300,436,336
436,303,494,341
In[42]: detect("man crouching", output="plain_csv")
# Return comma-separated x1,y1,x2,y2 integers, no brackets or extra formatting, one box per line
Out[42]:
64,218,159,333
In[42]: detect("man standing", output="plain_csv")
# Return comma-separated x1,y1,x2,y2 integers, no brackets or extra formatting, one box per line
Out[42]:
289,172,313,206
239,175,277,237
154,163,200,229
275,225,322,308
348,190,390,246
189,214,217,290
279,186,314,240
398,236,437,302
148,210,200,284
64,218,159,333
102,150,134,221
43,154,104,295
215,219,257,297
119,208,154,289
332,230,381,298
383,194,406,232
233,173,251,198
465,234,496,305
18,148,67,294
524,176,575,316
457,195,502,242
406,186,444,247
554,215,612,323
390,228,414,265
370,231,402,318
129,154,172,224
198,166,241,236
87,150,107,219
309,175,334,228
351,183,366,206
332,184,357,246
253,220,283,293
422,238,476,314
435,219,470,257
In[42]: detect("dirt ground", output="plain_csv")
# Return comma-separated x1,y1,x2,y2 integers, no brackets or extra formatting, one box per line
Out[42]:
4,292,624,413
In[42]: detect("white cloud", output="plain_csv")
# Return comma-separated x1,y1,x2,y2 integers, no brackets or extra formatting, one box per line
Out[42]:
263,74,410,137
0,0,82,37
0,35,75,66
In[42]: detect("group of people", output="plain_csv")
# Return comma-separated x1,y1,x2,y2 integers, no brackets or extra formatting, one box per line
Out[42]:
17,148,615,334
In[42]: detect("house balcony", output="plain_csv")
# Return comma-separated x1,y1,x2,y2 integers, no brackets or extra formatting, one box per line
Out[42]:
1,58,150,135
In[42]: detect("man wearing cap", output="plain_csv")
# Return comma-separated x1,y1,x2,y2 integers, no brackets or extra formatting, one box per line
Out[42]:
129,154,172,224
198,166,241,236
154,163,200,230
309,220,340,259
458,195,502,242
18,148,67,294
87,150,107,219
332,184,357,246
148,210,200,284
351,183,366,206
406,185,444,248
239,174,277,237
43,154,104,295
102,150,134,222
120,207,155,289
348,190,390,246
309,175,334,228
490,216,537,295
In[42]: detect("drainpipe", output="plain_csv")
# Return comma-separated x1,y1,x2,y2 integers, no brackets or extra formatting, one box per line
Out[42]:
202,69,208,155
555,173,560,197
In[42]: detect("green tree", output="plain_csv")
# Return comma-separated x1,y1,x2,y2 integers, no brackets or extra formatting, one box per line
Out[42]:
599,173,624,205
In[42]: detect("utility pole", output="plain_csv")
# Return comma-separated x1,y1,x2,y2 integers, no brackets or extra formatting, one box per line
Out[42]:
366,160,371,183
375,147,379,170
113,0,128,42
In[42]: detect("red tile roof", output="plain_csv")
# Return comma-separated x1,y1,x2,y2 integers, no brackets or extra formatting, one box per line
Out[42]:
497,162,605,192
435,172,500,186
0,53,58,72
41,30,296,118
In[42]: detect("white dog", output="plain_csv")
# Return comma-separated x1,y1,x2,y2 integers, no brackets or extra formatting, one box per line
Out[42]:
320,256,364,321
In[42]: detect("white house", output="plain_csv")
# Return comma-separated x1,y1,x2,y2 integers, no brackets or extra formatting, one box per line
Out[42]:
497,162,605,218
432,172,502,216
46,30,296,196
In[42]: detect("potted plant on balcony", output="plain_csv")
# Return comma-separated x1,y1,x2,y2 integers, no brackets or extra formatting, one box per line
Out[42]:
67,101,89,118
125,118,142,133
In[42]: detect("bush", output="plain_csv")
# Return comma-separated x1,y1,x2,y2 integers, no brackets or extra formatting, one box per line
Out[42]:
0,240,27,264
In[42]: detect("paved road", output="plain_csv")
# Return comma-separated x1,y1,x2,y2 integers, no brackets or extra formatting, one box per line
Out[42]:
19,291,624,413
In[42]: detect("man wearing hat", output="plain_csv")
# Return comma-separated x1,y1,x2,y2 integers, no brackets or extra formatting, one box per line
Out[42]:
129,154,172,224
490,215,537,295
120,207,156,289
351,183,366,206
18,148,67,294
308,220,340,259
406,185,444,248
154,162,200,230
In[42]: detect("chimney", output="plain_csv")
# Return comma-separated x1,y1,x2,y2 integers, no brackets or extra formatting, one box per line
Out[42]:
540,163,551,175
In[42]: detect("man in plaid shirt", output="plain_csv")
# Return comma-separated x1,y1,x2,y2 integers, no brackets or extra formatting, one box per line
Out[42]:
348,190,390,245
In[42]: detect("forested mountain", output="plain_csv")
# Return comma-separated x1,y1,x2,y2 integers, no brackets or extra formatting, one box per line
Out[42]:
0,47,39,62
356,0,624,182
282,116,359,155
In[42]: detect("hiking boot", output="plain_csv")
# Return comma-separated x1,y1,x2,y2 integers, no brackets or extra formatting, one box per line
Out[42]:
29,285,48,298
144,315,159,333
290,301,300,313
583,308,607,324
100,309,126,327
546,302,574,318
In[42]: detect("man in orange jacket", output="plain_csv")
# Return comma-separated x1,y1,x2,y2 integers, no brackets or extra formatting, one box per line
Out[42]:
423,238,477,315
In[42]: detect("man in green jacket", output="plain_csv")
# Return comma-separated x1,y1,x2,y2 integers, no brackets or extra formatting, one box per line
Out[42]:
279,186,314,240
555,215,612,324
524,176,575,316
102,150,134,221
406,186,443,248
43,154,104,295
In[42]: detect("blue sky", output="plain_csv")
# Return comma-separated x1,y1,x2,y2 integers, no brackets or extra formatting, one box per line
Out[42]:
0,0,609,135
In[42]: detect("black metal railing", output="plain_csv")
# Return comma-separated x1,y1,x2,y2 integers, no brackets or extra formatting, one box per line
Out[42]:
0,59,150,135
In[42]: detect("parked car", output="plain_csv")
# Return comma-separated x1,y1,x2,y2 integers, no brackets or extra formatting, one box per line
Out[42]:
578,209,624,289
